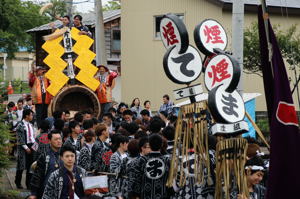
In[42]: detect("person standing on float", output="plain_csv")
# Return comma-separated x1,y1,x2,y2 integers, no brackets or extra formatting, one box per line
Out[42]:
96,65,117,116
29,65,52,128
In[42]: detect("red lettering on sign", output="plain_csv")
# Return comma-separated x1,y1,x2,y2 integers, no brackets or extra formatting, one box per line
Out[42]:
163,22,179,46
208,59,231,87
204,25,224,44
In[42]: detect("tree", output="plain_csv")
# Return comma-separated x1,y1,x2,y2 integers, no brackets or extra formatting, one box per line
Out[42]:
243,22,300,77
0,0,50,58
102,0,121,11
0,81,12,178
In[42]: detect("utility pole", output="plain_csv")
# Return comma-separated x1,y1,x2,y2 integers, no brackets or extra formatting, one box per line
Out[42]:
95,0,107,66
65,0,73,19
232,0,244,94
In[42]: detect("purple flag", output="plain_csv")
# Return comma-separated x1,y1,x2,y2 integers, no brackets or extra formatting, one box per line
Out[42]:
258,5,300,199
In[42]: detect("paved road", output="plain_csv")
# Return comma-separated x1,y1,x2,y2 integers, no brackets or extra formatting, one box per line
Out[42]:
1,160,31,198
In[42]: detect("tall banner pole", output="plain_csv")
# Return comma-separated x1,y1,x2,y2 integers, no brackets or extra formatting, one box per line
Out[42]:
95,0,107,66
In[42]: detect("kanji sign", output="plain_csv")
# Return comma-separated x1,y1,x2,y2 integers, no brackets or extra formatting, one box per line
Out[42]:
204,54,240,92
173,84,203,100
160,14,189,54
194,19,227,56
210,121,249,135
208,85,245,123
163,45,203,84
145,158,166,180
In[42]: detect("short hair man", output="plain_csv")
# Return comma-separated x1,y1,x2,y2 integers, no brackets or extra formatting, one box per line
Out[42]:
42,145,86,199
123,109,133,123
159,94,174,115
128,134,170,199
91,123,112,172
15,109,35,189
103,112,115,134
73,14,92,37
31,130,62,198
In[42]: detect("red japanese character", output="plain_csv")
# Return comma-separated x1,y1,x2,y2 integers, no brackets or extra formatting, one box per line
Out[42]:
204,25,224,44
208,59,231,87
163,22,179,46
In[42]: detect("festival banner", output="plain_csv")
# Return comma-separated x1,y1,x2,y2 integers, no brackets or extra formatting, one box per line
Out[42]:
258,5,300,199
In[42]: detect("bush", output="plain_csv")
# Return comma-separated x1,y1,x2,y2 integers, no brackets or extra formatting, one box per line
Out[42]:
0,189,21,199
256,118,270,133
0,85,12,177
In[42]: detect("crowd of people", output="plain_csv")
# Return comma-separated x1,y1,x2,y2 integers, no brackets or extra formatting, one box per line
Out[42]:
3,91,269,199
1,13,268,199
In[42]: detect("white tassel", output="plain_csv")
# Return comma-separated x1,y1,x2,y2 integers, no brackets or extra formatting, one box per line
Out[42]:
39,3,53,15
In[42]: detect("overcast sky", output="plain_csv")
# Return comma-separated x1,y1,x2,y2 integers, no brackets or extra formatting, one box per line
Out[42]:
28,0,111,13
73,0,110,13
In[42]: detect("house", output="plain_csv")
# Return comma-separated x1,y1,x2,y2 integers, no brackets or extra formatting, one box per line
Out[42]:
26,9,122,102
121,0,300,112
0,48,35,81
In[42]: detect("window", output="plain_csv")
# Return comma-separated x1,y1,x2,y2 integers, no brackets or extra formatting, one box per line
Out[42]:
111,29,121,52
154,14,184,39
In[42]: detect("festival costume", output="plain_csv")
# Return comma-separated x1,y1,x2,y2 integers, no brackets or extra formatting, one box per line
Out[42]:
175,150,216,199
166,140,175,155
91,139,112,172
5,110,18,130
29,73,52,128
78,143,93,171
42,166,86,199
230,184,266,199
74,25,92,37
31,146,62,198
120,156,139,199
109,151,127,197
15,120,36,188
64,134,83,152
127,151,171,199
96,71,117,115
34,132,50,161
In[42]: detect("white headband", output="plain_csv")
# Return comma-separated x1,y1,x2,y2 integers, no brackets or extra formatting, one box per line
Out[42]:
245,166,264,171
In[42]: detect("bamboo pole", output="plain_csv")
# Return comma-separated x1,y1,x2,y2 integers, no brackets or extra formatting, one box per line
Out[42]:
245,111,270,150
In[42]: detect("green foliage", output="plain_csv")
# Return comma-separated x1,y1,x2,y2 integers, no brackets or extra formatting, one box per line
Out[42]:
102,1,121,11
244,22,300,76
0,83,12,177
0,189,21,199
276,25,300,68
0,0,50,58
42,0,67,21
256,118,270,133
10,79,30,94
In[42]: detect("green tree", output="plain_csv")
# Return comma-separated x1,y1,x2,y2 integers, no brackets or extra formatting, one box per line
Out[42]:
244,22,300,76
0,0,50,58
0,81,12,178
102,0,121,11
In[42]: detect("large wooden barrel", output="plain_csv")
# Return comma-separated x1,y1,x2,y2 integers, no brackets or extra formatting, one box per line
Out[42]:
49,85,101,118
